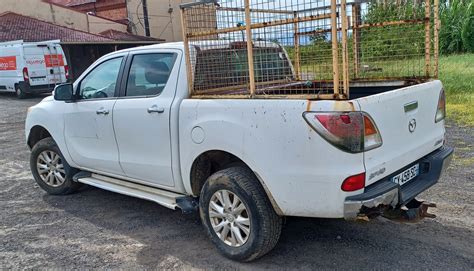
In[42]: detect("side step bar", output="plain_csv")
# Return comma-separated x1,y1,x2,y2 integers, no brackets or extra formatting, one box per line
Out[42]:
74,172,185,210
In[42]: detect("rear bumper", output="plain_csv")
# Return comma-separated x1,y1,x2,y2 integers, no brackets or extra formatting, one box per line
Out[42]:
344,146,454,220
18,82,55,94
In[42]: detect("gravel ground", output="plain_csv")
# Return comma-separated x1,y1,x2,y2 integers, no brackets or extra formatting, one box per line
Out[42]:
0,93,473,270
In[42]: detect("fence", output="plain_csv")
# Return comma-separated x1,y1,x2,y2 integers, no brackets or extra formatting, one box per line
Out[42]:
180,0,440,99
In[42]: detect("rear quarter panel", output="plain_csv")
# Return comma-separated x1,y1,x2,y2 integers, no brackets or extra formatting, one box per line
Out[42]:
179,99,365,218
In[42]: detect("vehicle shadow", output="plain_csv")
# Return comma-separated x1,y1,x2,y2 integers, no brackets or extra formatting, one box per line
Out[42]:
42,185,473,269
0,92,50,100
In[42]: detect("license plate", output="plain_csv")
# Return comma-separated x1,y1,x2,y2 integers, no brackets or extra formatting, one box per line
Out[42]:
392,164,419,186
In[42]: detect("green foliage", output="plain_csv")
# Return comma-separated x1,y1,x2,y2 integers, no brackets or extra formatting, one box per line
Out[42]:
360,0,473,55
439,53,474,126
461,3,474,52
439,0,474,54
360,3,425,59
285,39,333,66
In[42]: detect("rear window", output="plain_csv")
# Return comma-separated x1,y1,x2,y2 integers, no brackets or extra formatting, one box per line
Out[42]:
193,47,293,92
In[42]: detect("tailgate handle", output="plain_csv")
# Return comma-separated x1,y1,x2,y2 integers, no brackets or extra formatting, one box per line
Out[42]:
404,101,418,113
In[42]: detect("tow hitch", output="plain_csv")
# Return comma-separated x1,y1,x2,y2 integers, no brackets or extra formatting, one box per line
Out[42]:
382,198,437,223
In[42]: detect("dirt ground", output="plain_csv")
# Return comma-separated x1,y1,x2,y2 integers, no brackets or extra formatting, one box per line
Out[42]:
1,93,473,270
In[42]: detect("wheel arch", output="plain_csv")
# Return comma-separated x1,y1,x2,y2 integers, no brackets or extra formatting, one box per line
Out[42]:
27,125,52,149
189,149,283,215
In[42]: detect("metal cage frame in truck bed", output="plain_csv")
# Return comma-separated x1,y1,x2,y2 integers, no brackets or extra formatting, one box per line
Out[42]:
180,0,441,100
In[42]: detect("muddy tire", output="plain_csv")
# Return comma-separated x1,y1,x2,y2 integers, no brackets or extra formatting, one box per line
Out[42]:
200,166,282,262
15,85,28,99
30,137,81,195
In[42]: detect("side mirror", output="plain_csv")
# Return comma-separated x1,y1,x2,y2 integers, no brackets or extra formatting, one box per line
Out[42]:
54,83,74,101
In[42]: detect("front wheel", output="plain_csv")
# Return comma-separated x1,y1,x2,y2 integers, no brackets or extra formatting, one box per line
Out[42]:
199,167,282,262
30,137,81,195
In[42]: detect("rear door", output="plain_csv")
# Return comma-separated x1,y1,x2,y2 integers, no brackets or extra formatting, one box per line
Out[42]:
42,44,66,86
23,45,49,87
356,80,445,186
112,50,180,188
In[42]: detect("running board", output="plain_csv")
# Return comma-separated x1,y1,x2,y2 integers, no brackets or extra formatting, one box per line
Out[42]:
74,172,183,210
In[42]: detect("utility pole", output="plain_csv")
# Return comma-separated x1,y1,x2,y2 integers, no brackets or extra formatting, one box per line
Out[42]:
142,0,150,37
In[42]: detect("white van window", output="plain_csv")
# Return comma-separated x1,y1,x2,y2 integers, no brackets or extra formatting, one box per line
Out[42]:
79,57,123,99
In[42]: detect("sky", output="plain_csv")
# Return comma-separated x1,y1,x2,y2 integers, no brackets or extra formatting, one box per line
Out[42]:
206,0,361,45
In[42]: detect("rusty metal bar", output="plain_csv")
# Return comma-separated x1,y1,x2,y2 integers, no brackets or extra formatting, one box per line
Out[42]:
298,18,426,36
434,0,440,78
180,8,194,97
352,3,361,78
186,13,332,38
216,6,294,15
293,12,301,81
193,79,291,95
244,0,256,97
425,0,431,77
341,0,349,97
295,0,370,14
356,18,427,29
297,27,341,36
192,94,346,100
330,0,340,95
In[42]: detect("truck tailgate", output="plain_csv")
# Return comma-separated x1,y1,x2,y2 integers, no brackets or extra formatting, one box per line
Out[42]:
356,80,445,186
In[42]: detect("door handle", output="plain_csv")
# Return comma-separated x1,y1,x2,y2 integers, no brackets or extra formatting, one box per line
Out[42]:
147,105,165,114
96,108,110,115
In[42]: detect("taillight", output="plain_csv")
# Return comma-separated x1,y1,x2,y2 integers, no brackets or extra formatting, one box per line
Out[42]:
341,172,366,191
435,88,446,123
22,67,29,83
303,111,382,153
64,65,70,80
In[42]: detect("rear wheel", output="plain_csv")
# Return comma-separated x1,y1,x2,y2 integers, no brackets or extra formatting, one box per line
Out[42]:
15,85,27,99
30,137,81,195
200,166,282,261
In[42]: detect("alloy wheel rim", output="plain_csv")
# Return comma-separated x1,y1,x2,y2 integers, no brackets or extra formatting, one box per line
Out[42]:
209,189,251,247
36,150,66,187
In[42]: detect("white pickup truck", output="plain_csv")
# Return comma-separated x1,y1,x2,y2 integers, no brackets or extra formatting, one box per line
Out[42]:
25,42,453,261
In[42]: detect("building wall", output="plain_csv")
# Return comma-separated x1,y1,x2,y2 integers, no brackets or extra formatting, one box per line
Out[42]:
48,0,128,22
126,0,189,42
97,7,128,22
0,0,127,34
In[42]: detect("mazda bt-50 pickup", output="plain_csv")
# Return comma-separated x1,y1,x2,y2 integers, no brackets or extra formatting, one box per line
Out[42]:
25,42,453,261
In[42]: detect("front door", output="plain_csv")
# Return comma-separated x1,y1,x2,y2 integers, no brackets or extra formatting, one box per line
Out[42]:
113,52,179,187
64,56,125,175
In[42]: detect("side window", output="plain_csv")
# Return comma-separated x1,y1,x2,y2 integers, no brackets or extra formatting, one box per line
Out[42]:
78,57,123,100
125,53,176,97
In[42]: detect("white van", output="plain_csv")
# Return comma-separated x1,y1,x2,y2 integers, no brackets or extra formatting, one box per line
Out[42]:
0,40,69,98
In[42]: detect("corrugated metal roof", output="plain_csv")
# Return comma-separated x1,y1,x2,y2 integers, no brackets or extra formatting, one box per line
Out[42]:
0,12,161,44
0,12,113,42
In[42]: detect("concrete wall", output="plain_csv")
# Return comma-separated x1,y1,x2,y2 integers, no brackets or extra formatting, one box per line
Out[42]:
126,0,189,42
0,0,127,34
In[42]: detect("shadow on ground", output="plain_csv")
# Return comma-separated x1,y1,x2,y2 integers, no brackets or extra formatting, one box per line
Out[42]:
35,185,472,269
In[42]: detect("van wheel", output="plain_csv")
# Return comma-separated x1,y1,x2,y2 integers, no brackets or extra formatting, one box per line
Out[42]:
15,85,27,99
30,137,81,195
200,167,282,262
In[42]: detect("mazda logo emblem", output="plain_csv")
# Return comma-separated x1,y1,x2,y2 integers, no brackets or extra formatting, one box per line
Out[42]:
408,119,417,133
